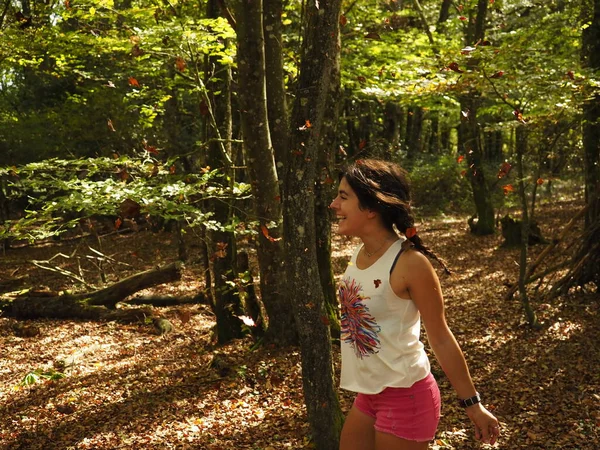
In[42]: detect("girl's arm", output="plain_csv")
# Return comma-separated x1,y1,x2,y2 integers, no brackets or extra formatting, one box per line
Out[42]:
391,250,500,445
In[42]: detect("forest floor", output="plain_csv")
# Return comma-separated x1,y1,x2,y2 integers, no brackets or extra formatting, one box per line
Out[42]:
0,196,598,450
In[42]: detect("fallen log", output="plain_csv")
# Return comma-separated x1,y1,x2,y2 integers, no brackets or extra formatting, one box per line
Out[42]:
3,262,183,320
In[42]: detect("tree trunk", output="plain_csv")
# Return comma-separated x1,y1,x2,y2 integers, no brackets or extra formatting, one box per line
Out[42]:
264,0,290,186
577,0,600,286
460,94,495,235
5,262,183,319
206,0,245,343
515,126,540,328
315,26,342,342
405,106,423,158
283,0,344,448
231,0,297,346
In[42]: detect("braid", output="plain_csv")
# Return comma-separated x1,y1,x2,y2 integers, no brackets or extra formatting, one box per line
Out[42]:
394,211,452,275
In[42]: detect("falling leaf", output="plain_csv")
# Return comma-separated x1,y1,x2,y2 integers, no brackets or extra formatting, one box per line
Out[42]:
340,15,348,26
261,225,282,242
107,119,116,132
513,110,525,123
497,161,512,178
460,169,467,177
459,16,467,21
365,32,381,40
537,178,544,185
175,57,186,72
239,315,256,327
298,119,312,131
461,46,476,54
357,76,367,83
490,71,504,78
169,165,176,174
448,62,464,73
128,77,140,87
502,184,515,195
457,155,465,163
339,145,347,156
358,139,367,150
567,70,575,80
119,198,141,218
131,45,144,57
114,217,122,229
461,109,470,119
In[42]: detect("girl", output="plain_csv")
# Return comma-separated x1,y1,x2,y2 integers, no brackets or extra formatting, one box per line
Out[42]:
330,159,500,450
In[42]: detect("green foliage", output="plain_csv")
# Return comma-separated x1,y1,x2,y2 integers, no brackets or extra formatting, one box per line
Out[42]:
20,368,66,386
0,155,252,242
407,154,474,214
0,0,236,165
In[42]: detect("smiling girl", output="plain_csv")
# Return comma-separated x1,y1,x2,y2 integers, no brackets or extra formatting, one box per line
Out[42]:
329,159,500,450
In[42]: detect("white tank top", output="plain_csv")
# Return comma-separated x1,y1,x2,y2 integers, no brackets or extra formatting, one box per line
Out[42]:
339,239,430,394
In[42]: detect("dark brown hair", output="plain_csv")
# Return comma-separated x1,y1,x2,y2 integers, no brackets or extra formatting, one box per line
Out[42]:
341,159,450,274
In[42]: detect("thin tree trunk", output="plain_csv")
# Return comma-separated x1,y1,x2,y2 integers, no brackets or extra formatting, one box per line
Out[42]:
205,0,244,343
515,126,540,328
264,0,290,186
283,0,344,447
460,94,495,235
231,0,297,346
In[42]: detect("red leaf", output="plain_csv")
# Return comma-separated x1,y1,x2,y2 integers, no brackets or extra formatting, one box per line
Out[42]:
459,16,467,21
358,139,367,150
340,15,348,26
537,178,544,185
169,165,176,174
490,71,504,79
261,225,282,242
502,184,515,195
567,70,575,80
114,217,123,230
357,76,367,83
128,77,140,87
457,155,465,163
374,279,382,288
460,169,467,177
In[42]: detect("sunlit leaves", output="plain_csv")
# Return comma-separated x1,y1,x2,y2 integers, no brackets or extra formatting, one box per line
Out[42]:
0,156,253,242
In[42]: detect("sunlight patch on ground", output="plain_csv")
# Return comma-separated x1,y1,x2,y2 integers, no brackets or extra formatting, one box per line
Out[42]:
547,320,581,340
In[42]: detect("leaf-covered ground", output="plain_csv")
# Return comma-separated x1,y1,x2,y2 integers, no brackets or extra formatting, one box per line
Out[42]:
1,198,598,449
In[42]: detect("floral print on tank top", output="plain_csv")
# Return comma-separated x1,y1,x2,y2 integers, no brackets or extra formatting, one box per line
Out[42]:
339,277,381,359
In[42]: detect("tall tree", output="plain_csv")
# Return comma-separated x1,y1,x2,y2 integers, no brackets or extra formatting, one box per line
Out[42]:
283,0,344,448
205,0,244,343
229,0,297,345
459,0,495,235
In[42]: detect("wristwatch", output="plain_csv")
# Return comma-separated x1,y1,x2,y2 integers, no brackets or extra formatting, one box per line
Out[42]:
459,392,481,408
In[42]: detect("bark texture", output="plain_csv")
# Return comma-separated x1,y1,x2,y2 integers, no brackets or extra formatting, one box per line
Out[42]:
231,0,297,345
283,0,344,448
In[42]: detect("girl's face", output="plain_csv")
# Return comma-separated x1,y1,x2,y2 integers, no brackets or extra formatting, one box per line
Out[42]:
329,177,371,236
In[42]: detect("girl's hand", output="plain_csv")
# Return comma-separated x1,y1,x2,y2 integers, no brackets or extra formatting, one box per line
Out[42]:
465,403,500,445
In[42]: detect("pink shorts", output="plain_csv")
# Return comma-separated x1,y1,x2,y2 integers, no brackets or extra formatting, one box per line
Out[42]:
354,373,441,442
